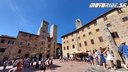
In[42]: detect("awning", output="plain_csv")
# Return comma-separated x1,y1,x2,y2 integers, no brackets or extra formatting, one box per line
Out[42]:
71,52,88,55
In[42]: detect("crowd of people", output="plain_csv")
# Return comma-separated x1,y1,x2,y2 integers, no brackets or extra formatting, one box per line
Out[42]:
59,42,128,70
86,47,116,70
2,56,53,72
2,42,128,71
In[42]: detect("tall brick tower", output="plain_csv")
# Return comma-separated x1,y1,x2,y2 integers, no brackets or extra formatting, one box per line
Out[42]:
50,24,57,57
37,20,49,57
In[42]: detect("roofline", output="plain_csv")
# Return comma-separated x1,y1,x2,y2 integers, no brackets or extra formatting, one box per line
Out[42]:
19,31,39,36
61,8,118,38
0,35,16,39
57,43,62,45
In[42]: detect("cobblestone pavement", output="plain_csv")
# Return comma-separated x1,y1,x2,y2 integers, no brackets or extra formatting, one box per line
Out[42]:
0,59,128,72
49,60,92,72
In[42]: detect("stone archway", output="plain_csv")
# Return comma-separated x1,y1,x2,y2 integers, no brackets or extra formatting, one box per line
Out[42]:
67,53,70,58
56,48,60,58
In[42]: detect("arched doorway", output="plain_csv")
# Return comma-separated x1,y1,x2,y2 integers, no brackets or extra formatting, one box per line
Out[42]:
67,53,70,58
56,48,61,59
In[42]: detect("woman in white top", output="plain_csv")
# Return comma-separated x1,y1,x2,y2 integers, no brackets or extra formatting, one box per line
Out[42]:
94,49,99,66
106,49,115,69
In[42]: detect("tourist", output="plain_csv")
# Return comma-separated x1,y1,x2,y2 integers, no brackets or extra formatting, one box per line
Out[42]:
97,50,101,65
94,49,99,66
35,60,39,69
59,56,62,62
40,59,46,72
3,60,8,70
50,57,53,65
23,58,27,68
30,58,35,67
45,58,50,69
119,42,128,69
106,48,116,70
88,50,94,66
27,58,31,68
84,52,89,62
24,58,31,70
8,57,23,72
100,49,107,69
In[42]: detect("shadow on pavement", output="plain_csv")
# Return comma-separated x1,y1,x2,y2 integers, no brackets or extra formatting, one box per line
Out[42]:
50,64,61,70
0,64,61,72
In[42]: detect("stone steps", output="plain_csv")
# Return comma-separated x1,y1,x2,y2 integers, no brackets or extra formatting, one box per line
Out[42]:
85,66,110,72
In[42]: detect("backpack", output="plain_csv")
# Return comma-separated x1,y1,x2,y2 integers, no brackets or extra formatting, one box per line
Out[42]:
13,60,20,67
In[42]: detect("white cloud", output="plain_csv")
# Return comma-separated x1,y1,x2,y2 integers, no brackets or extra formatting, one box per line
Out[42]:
8,0,28,29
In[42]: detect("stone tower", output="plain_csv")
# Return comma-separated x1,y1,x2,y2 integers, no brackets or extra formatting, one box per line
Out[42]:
50,24,57,57
75,19,82,29
50,24,57,39
37,20,48,36
37,20,49,56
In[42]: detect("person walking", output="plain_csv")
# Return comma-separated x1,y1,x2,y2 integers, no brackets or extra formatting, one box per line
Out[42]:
16,58,23,72
40,60,46,72
94,49,99,66
119,42,128,69
35,60,39,69
106,48,116,70
8,57,23,72
3,60,8,70
50,57,53,65
88,50,94,66
45,58,50,69
23,58,27,68
30,58,35,67
100,49,107,69
59,56,62,62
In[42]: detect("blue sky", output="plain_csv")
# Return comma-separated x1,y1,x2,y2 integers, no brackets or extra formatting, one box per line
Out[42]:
0,0,126,43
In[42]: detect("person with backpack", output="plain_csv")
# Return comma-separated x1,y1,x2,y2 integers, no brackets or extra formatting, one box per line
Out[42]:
119,42,128,69
35,60,39,69
3,60,8,70
40,60,46,72
45,58,50,69
8,57,23,72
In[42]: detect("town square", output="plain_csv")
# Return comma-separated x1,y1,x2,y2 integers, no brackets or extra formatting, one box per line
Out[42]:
0,0,128,72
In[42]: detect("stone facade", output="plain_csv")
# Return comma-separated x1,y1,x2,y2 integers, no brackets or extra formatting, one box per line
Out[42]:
61,7,128,58
0,20,58,60
0,35,16,60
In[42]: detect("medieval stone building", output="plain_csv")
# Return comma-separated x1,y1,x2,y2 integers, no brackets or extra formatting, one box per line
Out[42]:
0,20,60,60
61,6,128,61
